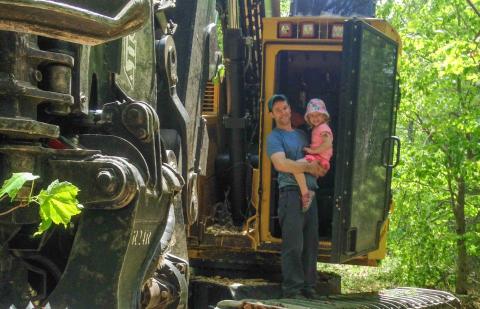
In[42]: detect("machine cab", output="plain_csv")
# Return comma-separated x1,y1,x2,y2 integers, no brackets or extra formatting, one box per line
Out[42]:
258,17,401,264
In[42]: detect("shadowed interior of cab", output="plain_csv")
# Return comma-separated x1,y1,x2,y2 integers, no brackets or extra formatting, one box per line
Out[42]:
269,51,342,240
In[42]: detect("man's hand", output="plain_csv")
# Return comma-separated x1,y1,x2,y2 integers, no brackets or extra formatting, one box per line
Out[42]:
303,147,314,154
306,161,326,177
270,152,326,177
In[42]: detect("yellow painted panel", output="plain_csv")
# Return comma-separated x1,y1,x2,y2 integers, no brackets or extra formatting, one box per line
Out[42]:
247,168,261,247
262,17,401,47
367,202,394,260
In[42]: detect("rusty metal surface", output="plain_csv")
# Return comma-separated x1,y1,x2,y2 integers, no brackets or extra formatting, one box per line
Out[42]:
0,0,150,45
141,254,188,309
0,0,214,307
216,288,461,309
49,155,141,209
190,271,342,309
0,31,74,121
0,117,59,139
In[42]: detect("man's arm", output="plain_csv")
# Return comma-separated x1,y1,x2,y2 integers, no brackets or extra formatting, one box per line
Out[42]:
270,152,326,177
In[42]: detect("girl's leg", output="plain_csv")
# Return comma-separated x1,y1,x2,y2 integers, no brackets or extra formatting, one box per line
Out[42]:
294,159,309,196
295,159,315,212
294,172,309,195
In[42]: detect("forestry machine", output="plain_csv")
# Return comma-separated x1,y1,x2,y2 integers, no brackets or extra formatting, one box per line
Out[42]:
0,0,460,308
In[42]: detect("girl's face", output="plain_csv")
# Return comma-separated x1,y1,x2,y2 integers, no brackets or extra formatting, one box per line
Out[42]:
308,112,328,127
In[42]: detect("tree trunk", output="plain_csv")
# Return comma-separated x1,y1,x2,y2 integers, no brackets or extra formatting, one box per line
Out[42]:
454,176,468,294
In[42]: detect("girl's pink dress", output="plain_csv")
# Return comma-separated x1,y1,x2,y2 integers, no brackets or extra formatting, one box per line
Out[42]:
304,123,333,170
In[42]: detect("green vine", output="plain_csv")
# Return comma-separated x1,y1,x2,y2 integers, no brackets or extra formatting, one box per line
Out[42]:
212,63,225,85
0,172,83,236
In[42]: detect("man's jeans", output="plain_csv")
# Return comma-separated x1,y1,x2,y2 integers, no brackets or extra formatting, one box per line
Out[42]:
278,186,319,295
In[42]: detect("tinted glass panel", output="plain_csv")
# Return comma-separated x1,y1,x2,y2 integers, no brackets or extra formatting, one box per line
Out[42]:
349,27,397,252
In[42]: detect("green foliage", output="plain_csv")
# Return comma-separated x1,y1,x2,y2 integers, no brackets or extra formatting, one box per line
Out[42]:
319,261,397,293
280,0,291,16
216,15,224,52
213,63,225,84
377,0,480,293
0,173,82,236
388,188,458,289
213,13,225,85
33,180,82,235
0,172,39,201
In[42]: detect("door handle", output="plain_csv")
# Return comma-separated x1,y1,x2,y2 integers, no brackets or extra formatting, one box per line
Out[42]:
382,136,400,168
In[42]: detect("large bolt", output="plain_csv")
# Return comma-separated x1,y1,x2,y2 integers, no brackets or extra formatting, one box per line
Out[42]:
175,263,186,274
160,290,169,299
141,278,170,308
135,128,148,140
96,170,117,194
33,70,43,82
126,107,144,125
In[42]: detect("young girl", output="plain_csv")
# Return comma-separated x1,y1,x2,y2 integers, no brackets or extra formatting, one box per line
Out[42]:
294,98,333,212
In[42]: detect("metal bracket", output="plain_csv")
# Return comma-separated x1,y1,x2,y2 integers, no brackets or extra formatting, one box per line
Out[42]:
162,163,184,194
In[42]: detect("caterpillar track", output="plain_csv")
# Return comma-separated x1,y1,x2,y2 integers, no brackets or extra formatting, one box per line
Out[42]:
216,288,461,309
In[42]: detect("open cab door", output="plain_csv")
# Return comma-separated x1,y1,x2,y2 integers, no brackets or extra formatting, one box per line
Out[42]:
331,19,400,263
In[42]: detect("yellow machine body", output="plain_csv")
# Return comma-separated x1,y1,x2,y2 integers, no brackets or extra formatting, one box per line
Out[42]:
191,16,401,267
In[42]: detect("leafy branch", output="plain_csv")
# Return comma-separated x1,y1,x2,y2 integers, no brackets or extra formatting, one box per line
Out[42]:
466,0,480,18
0,172,83,236
0,202,29,216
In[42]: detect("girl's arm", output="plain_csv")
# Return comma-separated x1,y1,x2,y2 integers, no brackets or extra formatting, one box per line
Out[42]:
304,132,332,154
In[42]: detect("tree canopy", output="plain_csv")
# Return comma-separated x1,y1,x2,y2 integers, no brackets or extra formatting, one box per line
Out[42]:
377,0,480,294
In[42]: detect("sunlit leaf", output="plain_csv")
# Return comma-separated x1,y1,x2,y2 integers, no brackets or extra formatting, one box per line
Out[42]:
34,219,52,236
0,172,39,201
212,64,225,85
35,180,82,235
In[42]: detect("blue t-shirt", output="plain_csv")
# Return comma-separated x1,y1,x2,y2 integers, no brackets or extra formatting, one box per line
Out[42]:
266,128,318,189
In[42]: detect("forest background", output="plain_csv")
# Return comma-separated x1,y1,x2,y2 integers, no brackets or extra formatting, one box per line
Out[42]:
279,0,480,302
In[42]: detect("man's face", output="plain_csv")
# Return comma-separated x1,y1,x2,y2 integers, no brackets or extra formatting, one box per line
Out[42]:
270,100,291,126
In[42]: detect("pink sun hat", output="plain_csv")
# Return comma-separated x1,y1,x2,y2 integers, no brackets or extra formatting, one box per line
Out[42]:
304,98,330,124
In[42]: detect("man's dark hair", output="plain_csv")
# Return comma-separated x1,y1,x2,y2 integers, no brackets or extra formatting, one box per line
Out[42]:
268,94,288,112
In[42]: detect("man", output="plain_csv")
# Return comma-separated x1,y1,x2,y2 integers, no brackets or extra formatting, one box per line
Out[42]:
266,94,327,299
